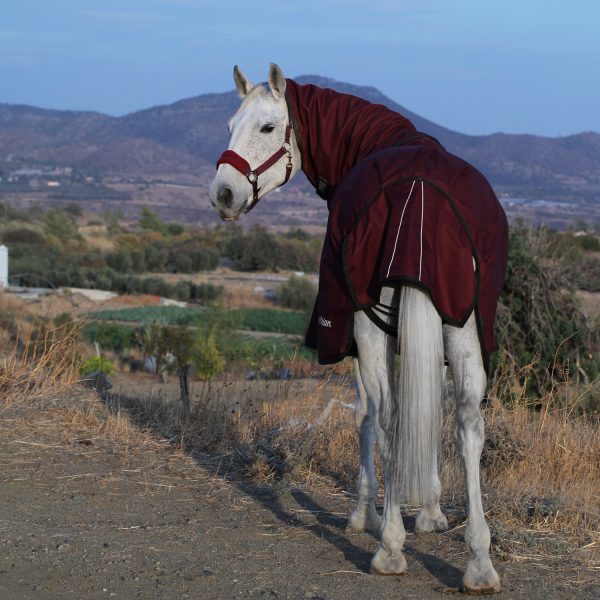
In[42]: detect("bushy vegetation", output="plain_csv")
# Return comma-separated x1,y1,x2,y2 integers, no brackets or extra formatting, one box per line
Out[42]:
0,204,223,295
12,267,222,304
81,322,138,353
224,225,322,272
493,225,599,406
277,274,317,310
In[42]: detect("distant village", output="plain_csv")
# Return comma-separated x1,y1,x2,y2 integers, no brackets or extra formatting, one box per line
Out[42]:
0,165,93,187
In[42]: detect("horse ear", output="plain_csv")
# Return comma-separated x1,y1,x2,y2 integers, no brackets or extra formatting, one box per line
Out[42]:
233,65,253,98
268,63,286,99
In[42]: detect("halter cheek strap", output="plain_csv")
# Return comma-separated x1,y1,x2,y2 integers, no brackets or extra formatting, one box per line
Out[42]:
216,123,293,212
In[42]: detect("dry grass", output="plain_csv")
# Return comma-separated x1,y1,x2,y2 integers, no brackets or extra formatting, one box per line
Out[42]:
0,293,171,466
103,365,598,555
100,361,600,566
478,369,600,561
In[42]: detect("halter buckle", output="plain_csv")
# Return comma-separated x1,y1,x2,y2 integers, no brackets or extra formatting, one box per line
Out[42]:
247,171,258,183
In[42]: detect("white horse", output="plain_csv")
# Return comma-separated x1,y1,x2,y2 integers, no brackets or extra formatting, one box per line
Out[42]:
209,64,501,594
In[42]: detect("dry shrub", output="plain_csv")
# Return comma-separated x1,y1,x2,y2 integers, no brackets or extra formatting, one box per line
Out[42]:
482,377,600,536
0,291,81,406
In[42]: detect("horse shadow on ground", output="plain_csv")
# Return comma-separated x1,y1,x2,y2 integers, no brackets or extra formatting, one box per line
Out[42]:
99,390,464,590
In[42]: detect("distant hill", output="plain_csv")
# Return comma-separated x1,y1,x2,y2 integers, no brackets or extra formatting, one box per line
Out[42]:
1,76,600,203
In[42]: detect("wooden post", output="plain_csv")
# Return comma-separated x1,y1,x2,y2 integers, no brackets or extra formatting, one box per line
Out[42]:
178,364,191,419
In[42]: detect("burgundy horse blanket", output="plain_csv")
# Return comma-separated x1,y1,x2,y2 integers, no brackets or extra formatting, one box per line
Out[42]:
285,79,509,372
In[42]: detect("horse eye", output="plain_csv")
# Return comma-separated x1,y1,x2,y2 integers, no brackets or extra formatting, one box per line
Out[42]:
260,124,275,134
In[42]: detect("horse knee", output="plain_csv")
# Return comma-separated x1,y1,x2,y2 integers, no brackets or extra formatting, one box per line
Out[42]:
455,403,485,457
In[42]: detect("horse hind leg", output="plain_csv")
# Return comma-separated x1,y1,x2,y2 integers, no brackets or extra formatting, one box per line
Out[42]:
354,292,407,575
444,314,501,594
347,357,382,532
362,285,447,575
414,464,448,533
416,367,449,533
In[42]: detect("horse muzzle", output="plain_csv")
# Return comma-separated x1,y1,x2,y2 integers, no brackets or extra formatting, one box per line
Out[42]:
209,179,250,221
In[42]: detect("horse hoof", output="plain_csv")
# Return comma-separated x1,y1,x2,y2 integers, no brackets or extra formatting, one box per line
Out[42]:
415,509,448,533
463,582,501,595
348,505,382,532
463,561,501,595
370,546,407,576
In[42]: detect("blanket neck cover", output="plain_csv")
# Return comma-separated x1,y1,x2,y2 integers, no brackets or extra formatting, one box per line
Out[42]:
285,79,509,372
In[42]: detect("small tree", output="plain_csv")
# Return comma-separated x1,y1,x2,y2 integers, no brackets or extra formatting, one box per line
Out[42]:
138,206,166,234
192,325,225,381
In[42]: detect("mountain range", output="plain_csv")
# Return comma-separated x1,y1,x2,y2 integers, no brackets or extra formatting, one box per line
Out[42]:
1,75,599,210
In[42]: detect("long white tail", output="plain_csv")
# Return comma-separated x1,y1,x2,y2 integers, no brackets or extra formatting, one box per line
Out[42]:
392,286,444,505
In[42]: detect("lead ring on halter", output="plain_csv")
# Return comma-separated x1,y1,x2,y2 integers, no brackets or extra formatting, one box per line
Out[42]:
216,123,293,212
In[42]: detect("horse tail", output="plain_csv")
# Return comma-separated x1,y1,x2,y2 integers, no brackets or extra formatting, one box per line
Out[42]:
392,285,444,505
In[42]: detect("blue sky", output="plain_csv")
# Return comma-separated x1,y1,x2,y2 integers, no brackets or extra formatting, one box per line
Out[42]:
2,0,599,136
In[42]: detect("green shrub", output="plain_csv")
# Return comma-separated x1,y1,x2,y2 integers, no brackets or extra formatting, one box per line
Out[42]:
493,225,599,398
223,225,321,272
575,234,600,252
277,275,317,311
80,355,114,376
224,225,281,271
193,325,225,381
82,322,136,353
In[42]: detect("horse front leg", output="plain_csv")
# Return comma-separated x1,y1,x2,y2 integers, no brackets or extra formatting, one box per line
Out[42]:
445,315,501,594
347,358,382,532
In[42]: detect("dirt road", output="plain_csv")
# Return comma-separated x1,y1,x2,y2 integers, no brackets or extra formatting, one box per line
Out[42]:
0,392,597,600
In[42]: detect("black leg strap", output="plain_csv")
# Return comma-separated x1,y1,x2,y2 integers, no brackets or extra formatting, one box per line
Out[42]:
363,305,397,337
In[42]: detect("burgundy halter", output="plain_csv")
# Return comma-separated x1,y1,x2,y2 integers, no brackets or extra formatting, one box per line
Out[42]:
216,122,293,212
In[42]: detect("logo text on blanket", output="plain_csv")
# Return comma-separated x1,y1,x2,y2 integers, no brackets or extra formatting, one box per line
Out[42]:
318,316,332,328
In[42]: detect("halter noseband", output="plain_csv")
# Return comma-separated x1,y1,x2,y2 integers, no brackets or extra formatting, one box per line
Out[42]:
216,122,293,212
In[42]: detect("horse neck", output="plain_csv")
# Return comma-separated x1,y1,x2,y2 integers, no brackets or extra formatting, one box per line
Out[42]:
286,79,416,192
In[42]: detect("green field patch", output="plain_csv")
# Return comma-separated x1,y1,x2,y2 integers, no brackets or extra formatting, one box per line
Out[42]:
88,306,308,336
89,305,203,325
238,309,308,335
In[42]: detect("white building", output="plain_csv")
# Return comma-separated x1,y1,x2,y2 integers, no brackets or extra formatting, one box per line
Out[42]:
0,245,8,287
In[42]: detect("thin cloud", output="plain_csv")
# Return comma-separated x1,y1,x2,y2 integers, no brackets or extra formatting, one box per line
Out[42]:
77,9,175,27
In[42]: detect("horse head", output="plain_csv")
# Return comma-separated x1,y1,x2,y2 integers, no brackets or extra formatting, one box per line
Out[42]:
209,63,301,221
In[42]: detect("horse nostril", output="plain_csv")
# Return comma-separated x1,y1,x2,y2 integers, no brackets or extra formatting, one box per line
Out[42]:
218,186,234,208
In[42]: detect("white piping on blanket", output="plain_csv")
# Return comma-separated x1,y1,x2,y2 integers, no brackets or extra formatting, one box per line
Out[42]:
386,179,416,278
